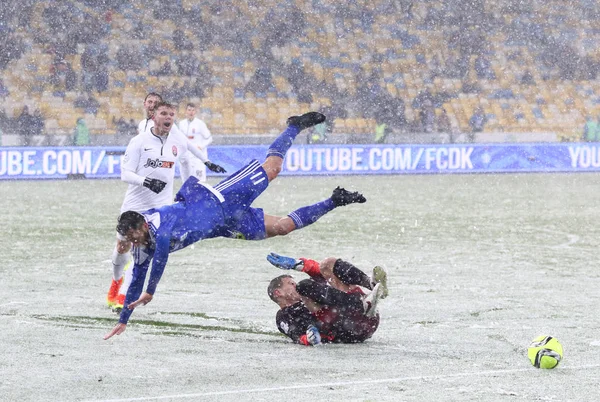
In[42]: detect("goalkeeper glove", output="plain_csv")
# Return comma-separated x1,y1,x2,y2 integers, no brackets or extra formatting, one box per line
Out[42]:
143,177,167,194
306,325,322,346
204,161,226,173
267,252,304,271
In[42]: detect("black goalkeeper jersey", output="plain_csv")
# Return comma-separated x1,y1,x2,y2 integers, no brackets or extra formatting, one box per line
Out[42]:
276,300,379,345
276,302,317,344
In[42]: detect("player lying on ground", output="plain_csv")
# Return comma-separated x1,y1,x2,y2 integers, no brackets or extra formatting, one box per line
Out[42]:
107,98,227,312
104,112,367,339
267,252,388,346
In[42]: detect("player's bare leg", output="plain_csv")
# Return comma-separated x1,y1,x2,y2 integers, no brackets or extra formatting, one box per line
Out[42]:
318,257,354,293
261,156,283,182
263,214,297,237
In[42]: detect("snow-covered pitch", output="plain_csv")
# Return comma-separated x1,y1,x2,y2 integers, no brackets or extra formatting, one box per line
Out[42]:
1,174,599,401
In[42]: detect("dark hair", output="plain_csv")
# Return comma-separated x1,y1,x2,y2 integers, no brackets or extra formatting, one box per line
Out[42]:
267,274,292,302
154,101,176,111
186,102,196,108
116,211,146,236
144,92,163,102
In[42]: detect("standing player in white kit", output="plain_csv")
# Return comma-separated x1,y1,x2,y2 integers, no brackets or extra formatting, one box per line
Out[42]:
106,99,226,311
178,102,213,183
137,92,162,135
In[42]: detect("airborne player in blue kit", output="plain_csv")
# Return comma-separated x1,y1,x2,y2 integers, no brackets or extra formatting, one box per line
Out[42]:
104,112,367,339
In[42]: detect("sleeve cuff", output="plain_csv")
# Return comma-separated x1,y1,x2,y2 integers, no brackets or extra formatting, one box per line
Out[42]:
299,334,310,346
300,258,321,277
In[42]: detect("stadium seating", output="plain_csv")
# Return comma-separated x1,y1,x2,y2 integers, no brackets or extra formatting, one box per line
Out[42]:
0,0,599,141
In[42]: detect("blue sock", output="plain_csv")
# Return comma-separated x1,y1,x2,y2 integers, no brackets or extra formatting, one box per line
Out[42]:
267,125,300,159
288,198,335,229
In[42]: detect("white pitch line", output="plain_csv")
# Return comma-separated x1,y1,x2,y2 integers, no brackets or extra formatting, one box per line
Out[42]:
0,301,28,307
86,364,600,402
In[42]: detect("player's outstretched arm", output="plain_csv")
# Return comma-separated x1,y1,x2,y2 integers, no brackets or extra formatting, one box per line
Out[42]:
145,233,171,295
104,323,127,340
115,261,150,328
174,125,209,163
104,290,151,340
127,292,153,309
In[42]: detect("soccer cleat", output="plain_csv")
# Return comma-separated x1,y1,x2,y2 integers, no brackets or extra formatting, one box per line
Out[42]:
112,293,125,313
106,277,124,308
363,283,385,318
371,266,389,299
286,112,326,130
331,186,366,207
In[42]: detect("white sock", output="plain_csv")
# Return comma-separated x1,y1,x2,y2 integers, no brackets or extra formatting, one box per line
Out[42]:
118,263,134,296
112,247,130,281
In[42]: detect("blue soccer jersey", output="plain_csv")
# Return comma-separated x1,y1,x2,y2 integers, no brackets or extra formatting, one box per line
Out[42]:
119,160,269,324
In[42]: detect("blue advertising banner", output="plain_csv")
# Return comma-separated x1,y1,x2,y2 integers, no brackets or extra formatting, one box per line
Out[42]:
0,147,126,180
2,143,600,180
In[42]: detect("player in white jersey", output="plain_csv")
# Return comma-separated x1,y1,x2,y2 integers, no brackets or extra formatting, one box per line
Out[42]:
107,101,226,311
107,92,162,310
178,102,213,182
137,92,162,135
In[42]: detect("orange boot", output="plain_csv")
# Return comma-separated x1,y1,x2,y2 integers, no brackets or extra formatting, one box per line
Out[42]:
113,293,126,313
106,277,124,309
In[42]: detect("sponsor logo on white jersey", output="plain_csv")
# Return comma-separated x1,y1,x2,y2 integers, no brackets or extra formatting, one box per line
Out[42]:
144,158,175,169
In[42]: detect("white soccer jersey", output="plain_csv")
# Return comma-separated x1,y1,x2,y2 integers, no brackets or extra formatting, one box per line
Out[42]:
170,124,208,162
120,129,190,213
178,117,212,161
138,118,154,135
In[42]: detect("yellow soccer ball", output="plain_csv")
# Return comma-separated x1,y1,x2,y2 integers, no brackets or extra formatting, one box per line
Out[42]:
528,335,563,369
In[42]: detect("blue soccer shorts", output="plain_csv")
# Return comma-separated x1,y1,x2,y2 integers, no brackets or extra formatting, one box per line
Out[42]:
214,159,269,240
